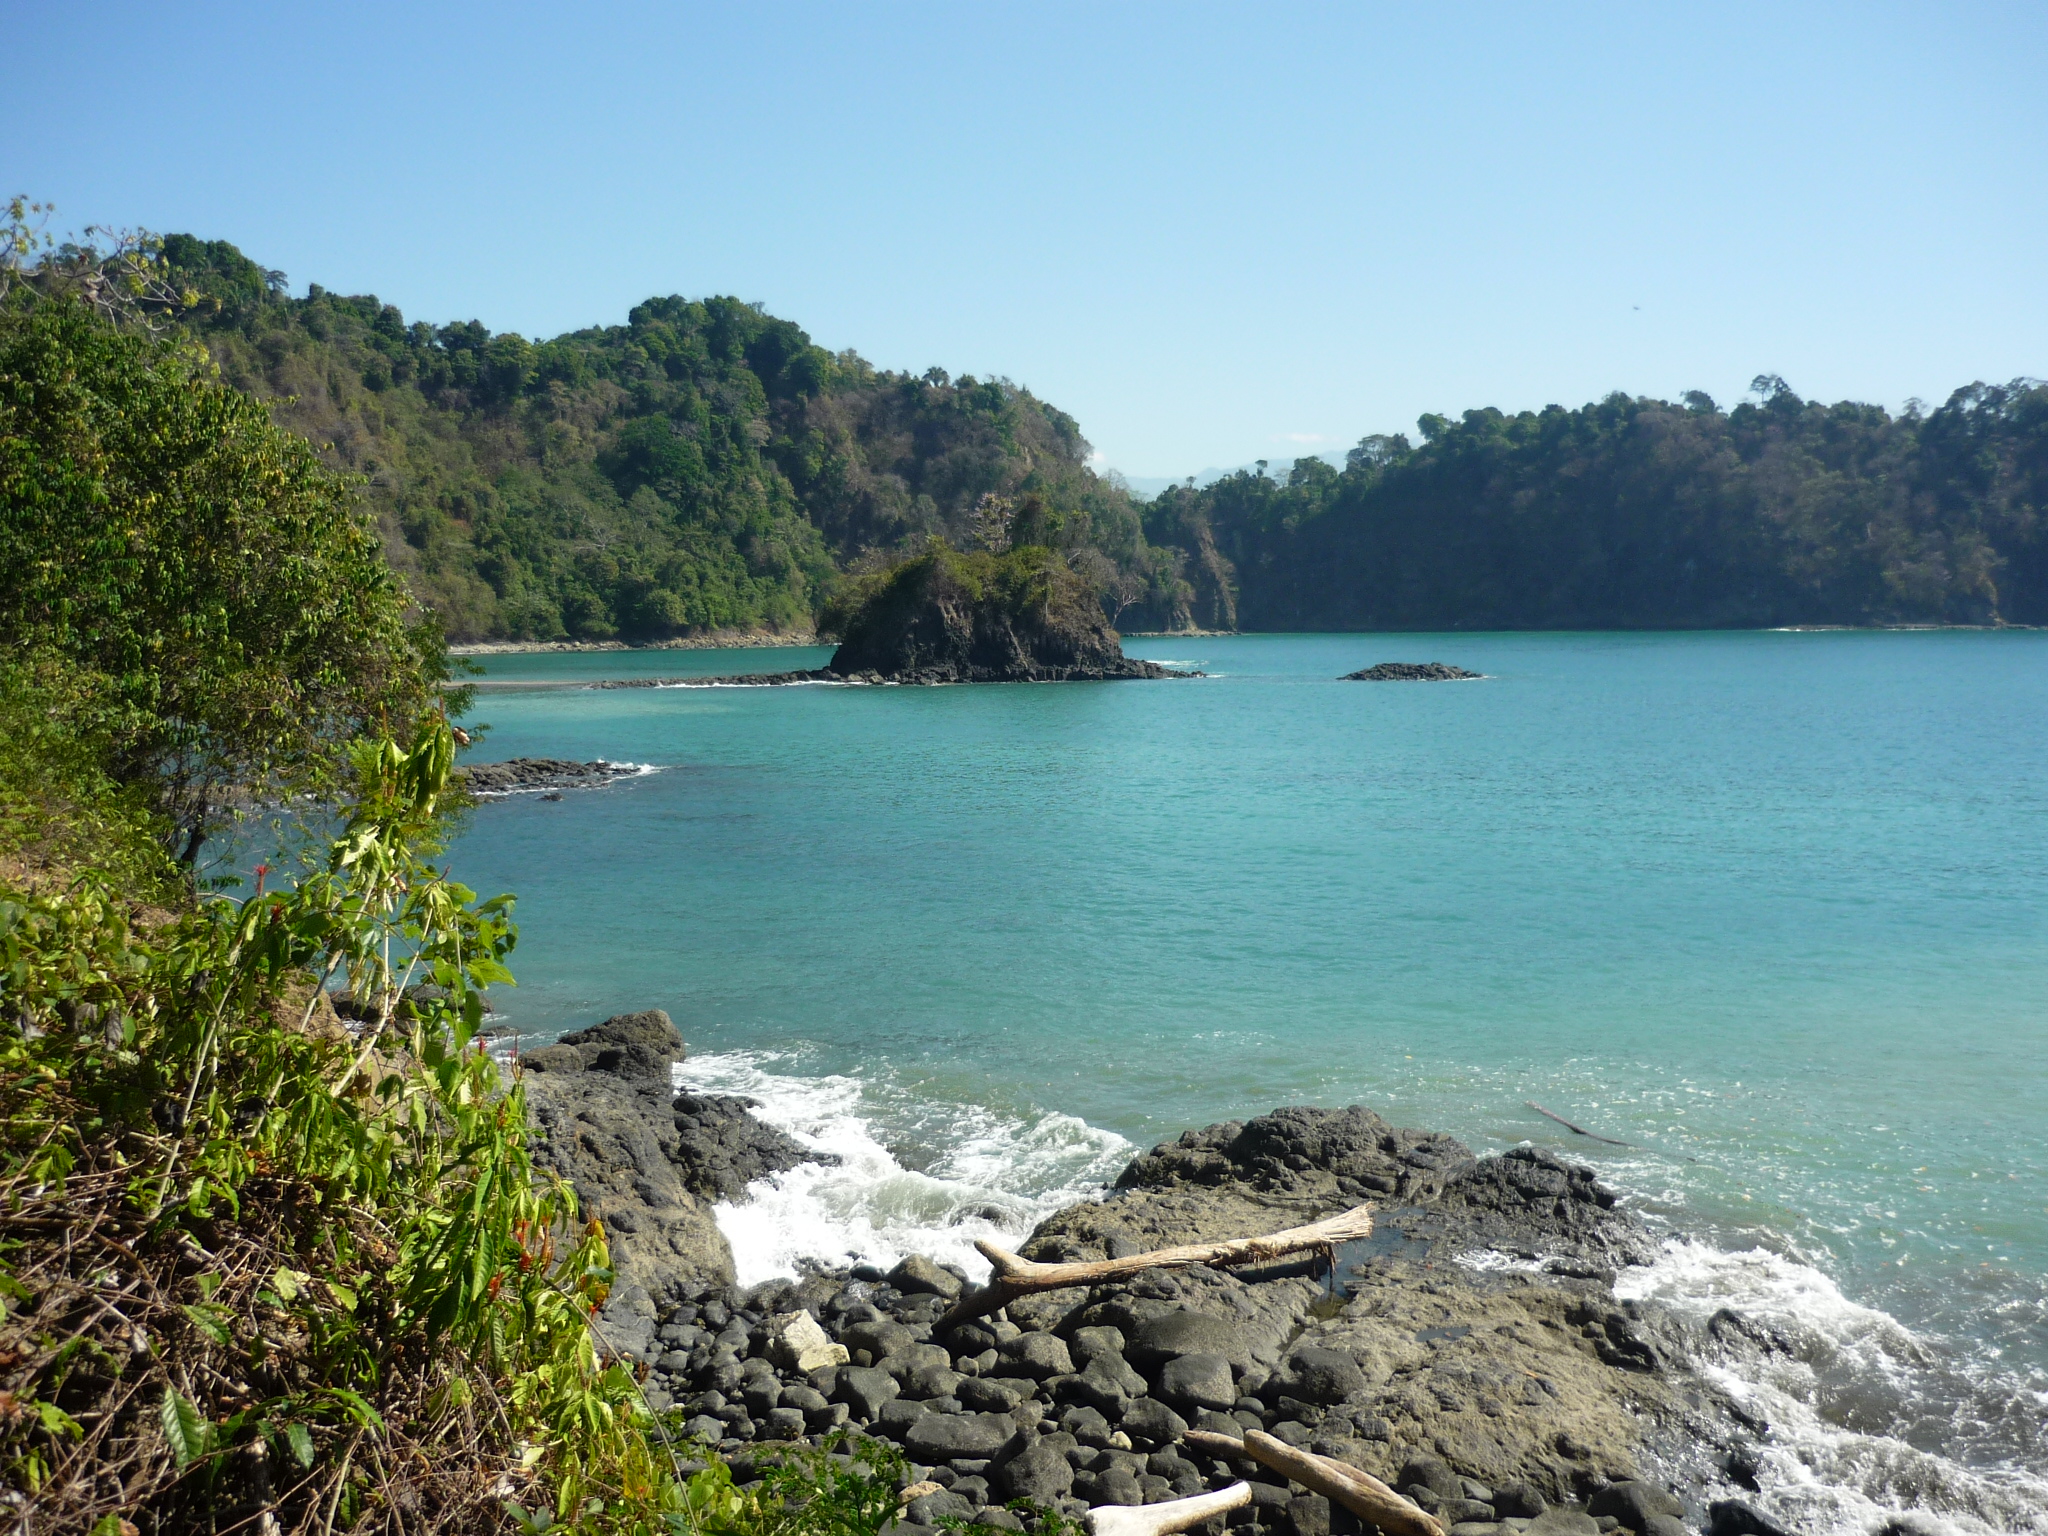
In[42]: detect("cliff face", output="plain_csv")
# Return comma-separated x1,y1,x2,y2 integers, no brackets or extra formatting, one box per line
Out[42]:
827,546,1177,683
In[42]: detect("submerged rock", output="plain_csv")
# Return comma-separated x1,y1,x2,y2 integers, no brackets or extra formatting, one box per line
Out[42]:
1341,662,1481,681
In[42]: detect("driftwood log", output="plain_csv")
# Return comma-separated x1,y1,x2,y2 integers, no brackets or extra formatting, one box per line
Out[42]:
1087,1482,1253,1536
942,1203,1376,1326
1185,1430,1445,1536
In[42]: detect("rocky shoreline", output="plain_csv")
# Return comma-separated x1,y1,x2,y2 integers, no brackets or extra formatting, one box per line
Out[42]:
521,1014,1787,1536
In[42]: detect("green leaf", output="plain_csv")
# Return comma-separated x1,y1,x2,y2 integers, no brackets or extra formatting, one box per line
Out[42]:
287,1420,315,1468
324,1277,358,1312
159,1388,213,1467
180,1301,234,1347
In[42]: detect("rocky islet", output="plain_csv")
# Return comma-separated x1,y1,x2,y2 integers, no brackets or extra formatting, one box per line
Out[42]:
521,1014,1783,1536
1340,664,1483,682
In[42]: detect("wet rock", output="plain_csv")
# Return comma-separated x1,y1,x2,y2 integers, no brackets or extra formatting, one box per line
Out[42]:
1707,1501,1794,1536
670,1090,818,1202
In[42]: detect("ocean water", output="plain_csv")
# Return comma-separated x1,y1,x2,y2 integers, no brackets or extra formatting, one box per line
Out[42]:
450,632,2048,1533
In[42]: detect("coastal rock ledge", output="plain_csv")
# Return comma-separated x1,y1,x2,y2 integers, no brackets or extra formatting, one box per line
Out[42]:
526,1044,1786,1536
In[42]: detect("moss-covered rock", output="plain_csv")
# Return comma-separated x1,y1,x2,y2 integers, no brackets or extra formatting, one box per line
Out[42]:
824,545,1184,683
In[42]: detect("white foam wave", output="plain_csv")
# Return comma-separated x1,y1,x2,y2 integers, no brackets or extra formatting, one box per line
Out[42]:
1618,1240,2048,1535
677,1052,1133,1289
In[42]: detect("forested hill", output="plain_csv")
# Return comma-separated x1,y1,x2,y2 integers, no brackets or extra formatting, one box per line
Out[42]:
1146,379,2048,630
164,237,2044,637
160,236,1218,642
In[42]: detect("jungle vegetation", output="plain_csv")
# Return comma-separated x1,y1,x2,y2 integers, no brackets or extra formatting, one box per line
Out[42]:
1149,378,2048,631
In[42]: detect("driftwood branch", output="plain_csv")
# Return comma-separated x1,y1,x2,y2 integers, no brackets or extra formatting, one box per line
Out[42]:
943,1204,1376,1326
1524,1100,1632,1147
1184,1430,1444,1536
1087,1482,1252,1536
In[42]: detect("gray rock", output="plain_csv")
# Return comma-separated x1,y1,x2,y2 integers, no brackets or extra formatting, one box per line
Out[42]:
958,1376,1023,1412
906,1492,975,1526
1588,1484,1684,1530
521,1044,584,1073
1070,1326,1128,1367
1129,1310,1251,1372
1118,1397,1189,1450
1287,1494,1332,1536
834,1365,901,1420
1525,1511,1600,1536
1059,1405,1116,1448
1085,1466,1145,1506
523,1029,733,1360
906,1364,965,1401
889,1255,965,1299
907,1412,1017,1460
764,1406,808,1439
1157,1352,1237,1412
1441,1500,1499,1525
1282,1345,1366,1405
1062,1355,1144,1415
1001,1332,1075,1379
1401,1456,1467,1501
877,1399,931,1437
998,1435,1078,1502
1494,1483,1548,1519
1708,1503,1793,1536
844,1319,917,1361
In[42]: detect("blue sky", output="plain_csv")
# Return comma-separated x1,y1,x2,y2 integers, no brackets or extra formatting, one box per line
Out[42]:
8,1,2045,477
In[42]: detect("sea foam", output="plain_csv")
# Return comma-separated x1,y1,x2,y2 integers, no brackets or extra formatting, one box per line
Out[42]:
1618,1239,2048,1535
676,1050,1132,1287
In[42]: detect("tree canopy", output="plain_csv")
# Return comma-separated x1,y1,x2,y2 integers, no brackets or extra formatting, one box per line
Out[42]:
1153,379,2048,630
158,241,1200,642
0,293,446,863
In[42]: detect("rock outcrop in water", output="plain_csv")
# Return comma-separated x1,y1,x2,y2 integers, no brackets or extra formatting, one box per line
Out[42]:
521,1010,820,1360
462,757,636,794
544,1080,1769,1536
1341,663,1482,681
825,545,1186,683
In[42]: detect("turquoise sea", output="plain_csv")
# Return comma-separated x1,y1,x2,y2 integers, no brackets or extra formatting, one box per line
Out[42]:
444,633,2047,1534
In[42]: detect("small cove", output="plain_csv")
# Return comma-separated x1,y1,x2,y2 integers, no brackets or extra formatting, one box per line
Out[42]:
431,630,2046,1532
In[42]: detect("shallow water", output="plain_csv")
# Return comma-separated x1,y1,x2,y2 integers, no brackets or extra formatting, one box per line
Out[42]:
437,631,2046,1532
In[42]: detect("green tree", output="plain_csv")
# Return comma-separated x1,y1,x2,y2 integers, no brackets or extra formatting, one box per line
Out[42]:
0,295,449,865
